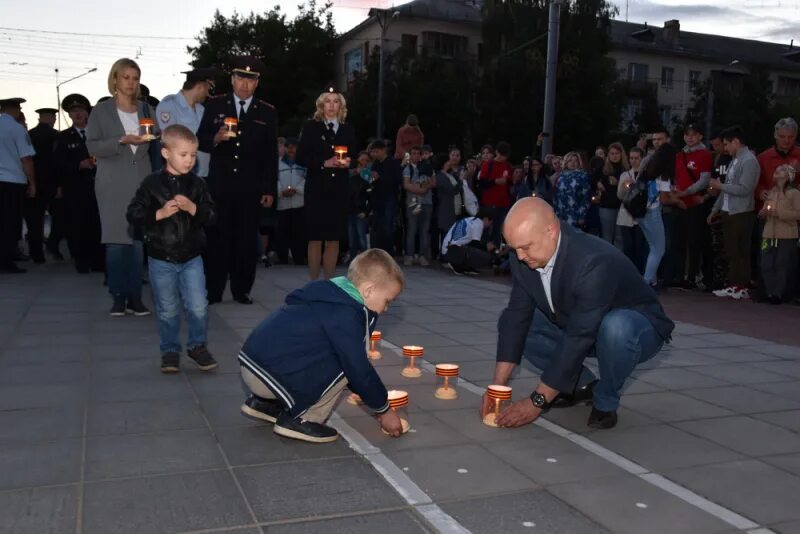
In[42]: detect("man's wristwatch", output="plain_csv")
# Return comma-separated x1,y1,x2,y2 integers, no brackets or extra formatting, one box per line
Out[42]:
530,392,550,411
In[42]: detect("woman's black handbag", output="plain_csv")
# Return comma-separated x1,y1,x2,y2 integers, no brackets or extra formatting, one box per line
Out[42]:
622,176,649,219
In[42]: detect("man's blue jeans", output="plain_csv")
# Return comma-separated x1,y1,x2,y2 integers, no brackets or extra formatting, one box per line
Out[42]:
523,308,664,411
106,241,143,299
148,256,208,353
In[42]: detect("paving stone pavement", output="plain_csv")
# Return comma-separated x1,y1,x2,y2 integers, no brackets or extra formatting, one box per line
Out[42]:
2,262,800,534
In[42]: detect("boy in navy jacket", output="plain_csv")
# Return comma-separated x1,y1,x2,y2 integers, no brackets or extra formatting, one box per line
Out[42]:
238,249,405,442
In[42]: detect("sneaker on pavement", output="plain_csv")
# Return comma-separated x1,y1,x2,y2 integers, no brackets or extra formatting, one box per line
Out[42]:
418,256,430,267
403,255,413,267
187,345,217,371
110,296,127,317
713,286,737,298
273,412,339,443
447,262,464,276
732,287,750,300
126,298,151,316
240,395,283,423
160,352,180,373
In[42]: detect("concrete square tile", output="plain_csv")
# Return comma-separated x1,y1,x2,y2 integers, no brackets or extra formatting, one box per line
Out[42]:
752,410,800,432
87,399,207,436
186,372,245,398
82,470,252,534
621,378,666,395
10,332,91,348
397,382,482,412
383,332,463,349
389,444,537,500
84,428,224,480
0,484,78,534
749,381,800,403
423,346,496,363
0,384,84,410
201,393,262,428
692,347,782,363
668,336,732,350
236,457,404,522
89,358,161,380
454,360,500,382
0,362,87,386
745,344,800,358
343,411,468,452
633,367,731,390
90,376,194,403
443,332,498,346
0,346,87,365
657,351,726,367
548,474,734,534
682,385,800,414
422,321,491,334
430,408,552,443
376,365,437,387
440,490,608,534
690,333,770,347
747,360,800,379
620,392,734,422
676,416,800,456
0,439,82,490
672,323,721,335
762,453,800,477
769,520,800,533
665,459,800,525
263,510,432,533
690,363,793,385
215,425,355,466
544,405,658,434
0,405,84,445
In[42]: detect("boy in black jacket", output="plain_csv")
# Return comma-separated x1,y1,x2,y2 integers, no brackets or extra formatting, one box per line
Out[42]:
239,249,405,443
127,125,217,373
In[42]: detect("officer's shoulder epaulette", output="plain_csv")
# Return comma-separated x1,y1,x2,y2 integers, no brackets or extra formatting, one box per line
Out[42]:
256,99,276,111
207,94,228,103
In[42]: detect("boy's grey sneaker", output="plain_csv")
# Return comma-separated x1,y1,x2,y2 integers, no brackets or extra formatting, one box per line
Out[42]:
273,412,339,443
160,352,180,373
126,298,151,316
187,345,217,371
240,395,283,423
110,296,127,317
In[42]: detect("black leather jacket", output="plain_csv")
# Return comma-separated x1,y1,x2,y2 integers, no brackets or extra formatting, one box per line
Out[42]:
127,171,216,263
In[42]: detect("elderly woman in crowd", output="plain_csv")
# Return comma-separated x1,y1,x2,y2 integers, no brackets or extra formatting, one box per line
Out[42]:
87,57,158,317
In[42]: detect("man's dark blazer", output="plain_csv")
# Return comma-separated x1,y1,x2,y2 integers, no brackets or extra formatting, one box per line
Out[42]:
29,123,59,193
197,93,278,198
497,223,674,392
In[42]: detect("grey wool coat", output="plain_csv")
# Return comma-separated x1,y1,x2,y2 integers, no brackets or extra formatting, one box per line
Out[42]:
86,98,158,244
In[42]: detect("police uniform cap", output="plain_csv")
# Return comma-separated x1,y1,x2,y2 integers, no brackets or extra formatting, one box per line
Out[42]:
0,97,26,107
324,83,339,94
62,93,91,111
35,108,58,115
230,56,265,79
182,67,219,85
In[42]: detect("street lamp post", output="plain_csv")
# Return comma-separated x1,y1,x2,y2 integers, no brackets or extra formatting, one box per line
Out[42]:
56,67,97,129
541,0,563,158
705,60,740,138
370,8,399,140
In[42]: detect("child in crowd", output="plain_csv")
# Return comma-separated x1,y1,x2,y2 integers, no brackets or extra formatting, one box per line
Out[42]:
238,249,405,443
759,164,800,304
347,151,372,262
126,124,217,373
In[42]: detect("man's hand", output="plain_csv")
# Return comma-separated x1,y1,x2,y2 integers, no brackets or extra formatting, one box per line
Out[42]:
707,212,720,225
26,182,36,199
156,199,180,221
79,158,95,170
120,134,149,146
760,190,769,202
496,398,541,428
212,126,230,146
709,177,723,191
173,194,196,215
377,410,403,437
260,195,274,208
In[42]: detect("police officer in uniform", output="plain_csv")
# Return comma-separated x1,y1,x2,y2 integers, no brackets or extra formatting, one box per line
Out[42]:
197,56,277,304
0,97,36,273
25,107,62,262
156,67,217,177
54,93,104,273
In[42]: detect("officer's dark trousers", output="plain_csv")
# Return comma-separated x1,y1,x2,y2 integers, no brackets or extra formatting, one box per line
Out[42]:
205,192,261,300
23,190,66,259
0,182,25,267
275,207,307,265
64,178,103,272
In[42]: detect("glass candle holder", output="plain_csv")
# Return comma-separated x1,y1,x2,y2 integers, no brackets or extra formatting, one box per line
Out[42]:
138,118,156,140
382,389,410,434
368,331,382,360
224,117,238,138
483,385,512,427
434,364,459,400
334,145,348,163
401,345,423,378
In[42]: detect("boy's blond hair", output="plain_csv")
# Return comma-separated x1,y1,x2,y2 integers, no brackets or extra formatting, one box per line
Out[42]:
347,249,405,289
161,124,198,148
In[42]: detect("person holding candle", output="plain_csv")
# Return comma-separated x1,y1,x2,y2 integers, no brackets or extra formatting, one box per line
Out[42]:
758,164,800,305
296,85,356,280
86,58,158,316
481,197,674,430
237,249,406,442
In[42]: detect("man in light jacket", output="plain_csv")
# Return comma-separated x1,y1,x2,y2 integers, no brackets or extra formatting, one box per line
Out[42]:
275,137,306,264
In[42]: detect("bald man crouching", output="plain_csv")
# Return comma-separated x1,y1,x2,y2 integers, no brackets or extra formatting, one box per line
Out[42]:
481,198,674,429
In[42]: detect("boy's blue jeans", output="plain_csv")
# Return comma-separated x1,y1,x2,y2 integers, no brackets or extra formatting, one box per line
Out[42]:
523,308,664,411
148,255,208,353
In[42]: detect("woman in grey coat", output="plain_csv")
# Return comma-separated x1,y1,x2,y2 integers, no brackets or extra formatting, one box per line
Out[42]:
435,147,466,235
87,58,158,317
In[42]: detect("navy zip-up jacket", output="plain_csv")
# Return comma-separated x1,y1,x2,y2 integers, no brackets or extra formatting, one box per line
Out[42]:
238,280,390,418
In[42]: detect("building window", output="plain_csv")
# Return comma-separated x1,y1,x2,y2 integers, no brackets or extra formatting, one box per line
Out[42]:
344,47,363,82
421,31,468,58
777,76,800,97
401,34,418,56
659,105,672,126
689,70,702,90
623,98,643,123
627,63,649,82
661,67,674,89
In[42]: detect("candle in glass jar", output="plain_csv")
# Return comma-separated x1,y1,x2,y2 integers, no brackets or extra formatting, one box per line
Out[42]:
368,331,382,360
138,118,156,140
401,345,423,378
483,385,512,427
434,364,459,400
223,117,238,138
381,389,410,434
334,145,348,163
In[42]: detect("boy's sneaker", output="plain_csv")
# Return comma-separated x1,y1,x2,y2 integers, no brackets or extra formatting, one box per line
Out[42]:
732,287,750,300
403,256,413,267
160,352,180,373
126,298,151,316
418,256,430,267
273,412,339,443
110,296,126,317
240,395,283,423
187,345,217,371
713,286,738,298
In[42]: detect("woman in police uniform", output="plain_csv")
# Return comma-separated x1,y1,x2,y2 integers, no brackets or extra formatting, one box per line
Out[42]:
296,86,356,280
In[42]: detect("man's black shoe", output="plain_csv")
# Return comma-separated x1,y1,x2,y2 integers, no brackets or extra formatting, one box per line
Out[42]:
587,407,618,429
109,296,126,317
241,395,283,423
187,345,217,371
273,412,339,443
160,352,180,373
0,263,27,274
234,294,254,305
126,298,151,316
551,379,597,408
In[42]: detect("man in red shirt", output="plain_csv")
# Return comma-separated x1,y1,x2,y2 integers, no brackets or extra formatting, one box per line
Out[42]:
479,141,513,247
394,114,424,160
674,124,714,289
756,118,799,210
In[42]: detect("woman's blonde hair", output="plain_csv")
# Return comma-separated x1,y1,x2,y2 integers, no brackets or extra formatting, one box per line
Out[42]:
313,91,348,122
774,164,797,186
107,58,141,97
563,151,585,171
603,142,630,175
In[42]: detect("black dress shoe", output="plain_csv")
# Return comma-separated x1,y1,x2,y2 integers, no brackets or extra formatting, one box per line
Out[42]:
551,379,598,408
234,294,254,305
240,395,283,423
587,407,618,429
